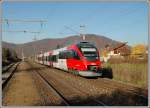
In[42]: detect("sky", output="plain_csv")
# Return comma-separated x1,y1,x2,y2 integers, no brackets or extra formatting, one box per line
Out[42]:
2,1,148,46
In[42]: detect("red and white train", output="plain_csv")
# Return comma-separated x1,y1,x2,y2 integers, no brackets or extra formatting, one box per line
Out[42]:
36,41,102,77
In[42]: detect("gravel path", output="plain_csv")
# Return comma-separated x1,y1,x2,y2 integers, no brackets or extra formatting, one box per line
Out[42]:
2,61,44,106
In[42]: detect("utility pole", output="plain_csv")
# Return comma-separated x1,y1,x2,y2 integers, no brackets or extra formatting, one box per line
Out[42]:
63,25,86,42
80,25,86,41
63,26,80,44
3,30,40,61
3,18,45,61
22,48,24,61
33,34,37,61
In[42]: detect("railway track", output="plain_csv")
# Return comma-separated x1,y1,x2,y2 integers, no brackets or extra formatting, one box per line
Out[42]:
29,62,106,106
2,62,20,89
32,70,70,106
57,66,148,99
2,63,15,74
54,69,148,105
31,61,148,106
49,65,147,99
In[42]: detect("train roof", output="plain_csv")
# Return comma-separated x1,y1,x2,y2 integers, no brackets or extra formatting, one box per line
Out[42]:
76,41,96,48
36,41,97,56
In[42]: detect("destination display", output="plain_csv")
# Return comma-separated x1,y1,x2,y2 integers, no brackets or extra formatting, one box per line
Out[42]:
81,48,96,52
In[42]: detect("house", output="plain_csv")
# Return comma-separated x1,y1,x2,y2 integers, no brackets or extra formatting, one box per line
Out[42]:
100,42,131,62
105,42,131,60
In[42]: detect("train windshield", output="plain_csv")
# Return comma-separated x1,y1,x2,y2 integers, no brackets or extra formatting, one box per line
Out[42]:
81,48,98,61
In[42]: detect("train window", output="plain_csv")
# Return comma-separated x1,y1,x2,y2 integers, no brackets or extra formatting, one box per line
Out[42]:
54,56,56,61
59,50,80,59
59,51,68,59
52,55,54,61
72,50,80,60
52,55,54,62
46,56,48,61
66,50,73,59
48,55,52,61
59,51,64,59
52,55,58,62
59,53,61,59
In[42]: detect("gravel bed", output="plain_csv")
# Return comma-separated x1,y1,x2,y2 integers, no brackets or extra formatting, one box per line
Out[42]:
29,62,105,105
30,70,68,106
32,61,148,106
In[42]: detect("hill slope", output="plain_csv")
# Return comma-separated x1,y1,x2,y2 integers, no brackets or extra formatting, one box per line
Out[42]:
2,34,127,58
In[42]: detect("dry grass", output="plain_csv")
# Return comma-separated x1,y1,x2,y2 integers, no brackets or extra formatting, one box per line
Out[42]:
102,59,148,89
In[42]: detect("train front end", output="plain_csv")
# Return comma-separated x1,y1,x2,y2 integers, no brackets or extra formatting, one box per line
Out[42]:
76,42,102,77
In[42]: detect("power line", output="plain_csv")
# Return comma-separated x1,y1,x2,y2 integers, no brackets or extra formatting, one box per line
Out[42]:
3,19,47,23
3,30,40,34
63,25,86,41
60,6,143,36
3,19,47,32
64,26,80,35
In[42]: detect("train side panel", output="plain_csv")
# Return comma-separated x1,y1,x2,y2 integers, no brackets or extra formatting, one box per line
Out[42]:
52,47,68,70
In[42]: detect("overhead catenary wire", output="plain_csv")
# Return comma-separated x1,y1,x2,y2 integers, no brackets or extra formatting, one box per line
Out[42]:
60,6,144,37
3,30,40,34
58,7,141,46
3,18,46,60
63,25,86,41
64,26,80,35
3,19,46,29
3,19,47,23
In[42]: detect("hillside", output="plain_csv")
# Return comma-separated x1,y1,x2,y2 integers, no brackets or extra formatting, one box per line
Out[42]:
2,34,128,58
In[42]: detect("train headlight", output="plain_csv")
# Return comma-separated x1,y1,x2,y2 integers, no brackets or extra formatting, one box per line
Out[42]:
87,65,97,71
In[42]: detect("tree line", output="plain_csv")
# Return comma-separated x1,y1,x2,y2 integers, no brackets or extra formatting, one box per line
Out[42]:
2,48,20,66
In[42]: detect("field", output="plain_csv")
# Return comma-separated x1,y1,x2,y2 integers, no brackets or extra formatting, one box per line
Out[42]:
102,58,148,89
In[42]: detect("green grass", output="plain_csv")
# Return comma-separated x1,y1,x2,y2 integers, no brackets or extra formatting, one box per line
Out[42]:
103,63,148,88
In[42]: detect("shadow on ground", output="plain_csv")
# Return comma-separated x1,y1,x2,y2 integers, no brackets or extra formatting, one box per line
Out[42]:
100,67,113,79
15,66,47,73
39,88,148,106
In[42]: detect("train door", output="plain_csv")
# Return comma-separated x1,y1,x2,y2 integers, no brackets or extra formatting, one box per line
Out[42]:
39,54,43,64
48,52,53,66
45,52,49,65
58,50,68,70
52,50,59,68
58,59,68,70
43,54,46,65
